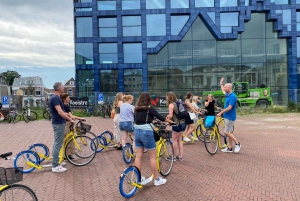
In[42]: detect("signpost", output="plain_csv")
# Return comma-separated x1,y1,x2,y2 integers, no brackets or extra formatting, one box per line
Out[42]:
2,96,9,108
98,93,104,104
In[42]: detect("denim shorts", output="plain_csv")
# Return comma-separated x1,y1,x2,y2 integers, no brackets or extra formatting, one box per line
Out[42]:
224,119,234,133
172,123,186,132
119,121,134,132
134,129,156,150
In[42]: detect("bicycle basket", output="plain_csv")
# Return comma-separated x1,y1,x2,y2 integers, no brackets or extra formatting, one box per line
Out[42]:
158,130,172,139
79,122,92,134
0,167,23,185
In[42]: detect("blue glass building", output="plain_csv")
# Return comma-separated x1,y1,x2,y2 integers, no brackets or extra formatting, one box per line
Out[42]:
74,0,300,103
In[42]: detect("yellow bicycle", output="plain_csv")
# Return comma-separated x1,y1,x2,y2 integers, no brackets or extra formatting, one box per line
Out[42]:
13,121,97,174
0,152,38,201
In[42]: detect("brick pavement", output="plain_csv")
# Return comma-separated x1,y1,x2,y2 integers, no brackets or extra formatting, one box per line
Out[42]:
0,113,300,201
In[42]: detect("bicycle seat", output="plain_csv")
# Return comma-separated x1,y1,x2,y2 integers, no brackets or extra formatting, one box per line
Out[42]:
0,152,12,158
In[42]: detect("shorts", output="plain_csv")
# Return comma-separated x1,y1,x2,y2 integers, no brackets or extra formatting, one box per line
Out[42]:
172,123,186,132
185,114,194,124
224,119,234,133
119,121,134,132
134,129,156,150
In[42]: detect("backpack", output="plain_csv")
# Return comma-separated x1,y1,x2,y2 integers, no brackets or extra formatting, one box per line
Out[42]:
174,99,189,121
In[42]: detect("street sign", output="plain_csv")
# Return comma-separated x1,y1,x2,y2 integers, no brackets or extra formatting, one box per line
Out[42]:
98,93,104,104
2,96,9,108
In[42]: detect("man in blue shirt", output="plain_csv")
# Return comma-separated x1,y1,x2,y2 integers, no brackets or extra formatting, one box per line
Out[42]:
49,82,75,172
217,78,241,153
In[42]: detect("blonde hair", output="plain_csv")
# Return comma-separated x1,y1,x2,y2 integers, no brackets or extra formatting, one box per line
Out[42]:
192,96,198,102
113,92,123,109
124,94,133,102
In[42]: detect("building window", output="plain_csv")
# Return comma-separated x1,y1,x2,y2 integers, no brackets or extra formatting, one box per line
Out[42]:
146,14,166,36
297,12,300,31
77,70,94,98
35,89,41,96
100,70,118,92
195,0,214,7
171,0,189,8
123,43,142,63
146,0,165,9
98,0,116,10
99,43,118,64
147,41,160,48
67,89,73,96
75,8,92,12
270,0,289,4
122,16,141,36
122,0,140,10
297,37,300,58
75,43,94,65
124,69,142,92
99,18,117,37
74,0,92,2
76,17,92,37
220,12,239,33
171,15,189,35
220,0,238,7
70,81,74,85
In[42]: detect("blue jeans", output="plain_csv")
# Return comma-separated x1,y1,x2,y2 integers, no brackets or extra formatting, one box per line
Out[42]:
52,123,65,168
119,121,134,132
134,129,156,150
172,123,186,132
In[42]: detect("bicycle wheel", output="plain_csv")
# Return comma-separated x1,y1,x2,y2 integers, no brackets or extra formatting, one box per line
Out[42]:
14,150,39,174
85,131,99,147
22,113,29,123
119,166,141,198
204,128,218,155
195,124,205,142
92,135,106,153
122,143,133,164
99,131,114,145
216,118,226,137
0,184,38,201
43,111,51,120
29,111,38,121
13,113,21,123
65,136,96,166
28,143,49,163
158,140,174,176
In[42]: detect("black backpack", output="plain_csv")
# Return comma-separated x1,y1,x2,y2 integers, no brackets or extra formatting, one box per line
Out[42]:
174,99,189,121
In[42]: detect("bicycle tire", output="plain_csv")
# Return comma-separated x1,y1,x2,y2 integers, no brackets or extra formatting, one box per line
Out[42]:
195,124,205,142
0,184,38,201
65,136,96,166
92,135,107,153
22,113,29,123
122,143,133,164
158,140,174,176
204,128,218,155
29,111,38,121
6,116,12,123
14,150,39,174
216,118,226,137
43,111,51,120
99,131,114,145
13,113,21,123
119,166,141,198
28,143,49,163
85,131,99,147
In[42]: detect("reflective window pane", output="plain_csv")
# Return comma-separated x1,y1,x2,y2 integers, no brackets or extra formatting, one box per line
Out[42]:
146,14,166,36
98,0,116,10
220,27,232,33
241,13,265,39
217,40,241,64
124,69,142,92
195,0,214,7
123,27,141,36
270,0,289,4
220,12,239,26
192,17,215,40
282,10,291,25
171,15,189,35
171,0,189,8
76,17,92,37
242,39,265,63
75,43,94,65
220,0,238,7
99,43,117,53
207,12,215,24
122,16,141,26
99,28,117,37
146,0,165,9
297,37,300,58
100,70,119,92
123,43,142,63
147,41,160,48
75,8,92,12
122,0,140,10
99,18,117,27
193,41,216,65
78,70,94,99
122,16,141,36
266,21,278,39
99,18,117,37
266,39,287,63
99,43,118,64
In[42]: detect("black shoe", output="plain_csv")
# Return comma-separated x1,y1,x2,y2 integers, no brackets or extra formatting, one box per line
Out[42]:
117,146,123,150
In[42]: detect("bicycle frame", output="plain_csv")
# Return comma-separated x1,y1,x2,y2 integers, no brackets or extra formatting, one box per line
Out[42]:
155,138,169,172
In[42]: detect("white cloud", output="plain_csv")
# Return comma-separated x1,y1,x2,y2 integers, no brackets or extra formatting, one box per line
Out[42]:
0,0,74,69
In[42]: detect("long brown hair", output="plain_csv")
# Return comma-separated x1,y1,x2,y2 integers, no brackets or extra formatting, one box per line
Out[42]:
60,93,69,103
166,92,177,105
185,92,192,100
113,92,123,109
135,92,151,111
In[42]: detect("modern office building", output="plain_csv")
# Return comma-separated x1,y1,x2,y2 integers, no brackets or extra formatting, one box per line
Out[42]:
74,0,300,104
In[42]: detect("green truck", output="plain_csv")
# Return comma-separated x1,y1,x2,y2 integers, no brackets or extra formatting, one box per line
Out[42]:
203,82,273,109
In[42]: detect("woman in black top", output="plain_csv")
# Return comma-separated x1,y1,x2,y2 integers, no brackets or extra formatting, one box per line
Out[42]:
134,92,173,186
204,94,220,116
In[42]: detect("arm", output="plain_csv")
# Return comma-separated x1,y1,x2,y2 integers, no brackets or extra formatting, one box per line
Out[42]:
204,100,209,107
218,105,232,116
55,105,74,121
185,99,199,113
167,103,174,119
220,78,225,94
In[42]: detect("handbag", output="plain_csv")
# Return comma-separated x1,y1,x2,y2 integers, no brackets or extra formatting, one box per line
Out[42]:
146,106,160,142
188,112,197,120
110,112,115,119
204,116,215,128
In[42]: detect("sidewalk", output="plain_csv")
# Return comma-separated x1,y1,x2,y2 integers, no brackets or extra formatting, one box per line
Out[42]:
0,113,300,200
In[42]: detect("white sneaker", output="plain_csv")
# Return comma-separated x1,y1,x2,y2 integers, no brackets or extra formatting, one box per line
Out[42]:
52,165,67,173
234,143,241,153
141,176,153,185
61,161,66,166
221,148,233,153
154,177,167,186
183,137,191,142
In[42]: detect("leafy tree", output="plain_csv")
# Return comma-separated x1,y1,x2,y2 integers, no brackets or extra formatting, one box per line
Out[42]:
0,70,21,86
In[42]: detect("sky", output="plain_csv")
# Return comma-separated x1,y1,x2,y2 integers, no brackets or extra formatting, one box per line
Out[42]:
0,0,75,88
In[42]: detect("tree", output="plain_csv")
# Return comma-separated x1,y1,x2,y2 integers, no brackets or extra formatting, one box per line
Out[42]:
0,70,21,86
23,78,36,95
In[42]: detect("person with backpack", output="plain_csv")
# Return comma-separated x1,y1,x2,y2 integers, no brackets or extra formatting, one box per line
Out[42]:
217,78,241,153
184,92,201,141
166,92,186,161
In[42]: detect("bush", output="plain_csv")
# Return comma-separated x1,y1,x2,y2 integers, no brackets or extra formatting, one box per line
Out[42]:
266,105,289,113
287,101,297,111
